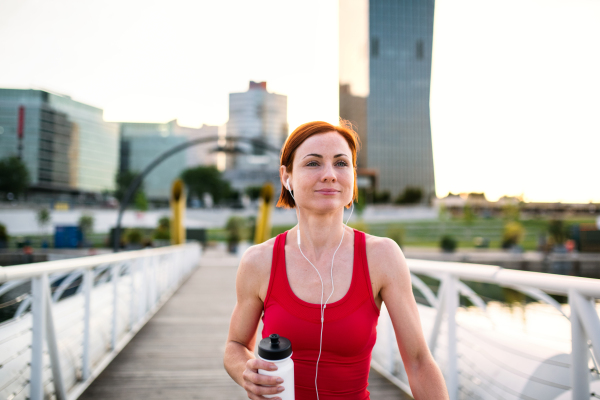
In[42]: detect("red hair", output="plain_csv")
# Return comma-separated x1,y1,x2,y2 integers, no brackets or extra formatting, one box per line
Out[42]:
276,120,361,209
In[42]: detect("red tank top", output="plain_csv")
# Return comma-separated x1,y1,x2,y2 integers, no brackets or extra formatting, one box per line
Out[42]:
262,230,380,399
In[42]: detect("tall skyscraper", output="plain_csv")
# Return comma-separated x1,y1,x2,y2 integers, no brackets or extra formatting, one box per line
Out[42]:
224,81,287,191
339,0,436,201
226,81,287,170
0,89,119,193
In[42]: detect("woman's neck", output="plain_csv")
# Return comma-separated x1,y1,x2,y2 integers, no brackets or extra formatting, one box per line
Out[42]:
294,207,348,260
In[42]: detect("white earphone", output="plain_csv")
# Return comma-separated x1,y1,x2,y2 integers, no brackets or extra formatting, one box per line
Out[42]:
285,176,354,400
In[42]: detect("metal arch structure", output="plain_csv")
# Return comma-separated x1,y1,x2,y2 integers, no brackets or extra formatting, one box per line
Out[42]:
113,136,281,252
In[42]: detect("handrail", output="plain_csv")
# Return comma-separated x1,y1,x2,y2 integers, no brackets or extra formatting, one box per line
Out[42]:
370,258,600,400
408,258,600,297
0,243,201,400
0,244,195,283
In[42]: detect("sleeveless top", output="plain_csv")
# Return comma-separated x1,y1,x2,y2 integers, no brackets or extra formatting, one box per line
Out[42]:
261,230,380,399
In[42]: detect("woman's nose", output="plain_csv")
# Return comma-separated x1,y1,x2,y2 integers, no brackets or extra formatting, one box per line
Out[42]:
321,164,337,182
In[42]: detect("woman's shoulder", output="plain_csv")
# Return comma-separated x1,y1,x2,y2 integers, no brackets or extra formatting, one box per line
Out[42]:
363,232,407,274
237,235,280,299
239,236,277,274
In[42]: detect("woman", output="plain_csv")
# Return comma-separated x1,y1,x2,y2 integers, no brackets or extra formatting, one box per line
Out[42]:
224,121,448,399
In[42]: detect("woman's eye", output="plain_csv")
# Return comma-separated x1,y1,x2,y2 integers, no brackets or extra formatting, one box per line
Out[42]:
335,161,349,167
306,161,319,167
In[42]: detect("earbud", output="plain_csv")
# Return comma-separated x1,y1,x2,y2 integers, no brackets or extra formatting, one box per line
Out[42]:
286,177,291,192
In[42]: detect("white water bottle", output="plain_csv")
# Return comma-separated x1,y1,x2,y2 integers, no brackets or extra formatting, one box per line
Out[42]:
258,334,295,400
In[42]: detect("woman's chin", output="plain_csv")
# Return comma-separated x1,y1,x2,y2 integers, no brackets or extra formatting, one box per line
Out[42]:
304,199,348,214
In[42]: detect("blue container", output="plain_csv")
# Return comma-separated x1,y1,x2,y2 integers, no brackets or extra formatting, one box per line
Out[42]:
54,226,82,248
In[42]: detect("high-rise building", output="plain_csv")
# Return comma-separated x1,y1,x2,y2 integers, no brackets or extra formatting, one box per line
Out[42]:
226,81,287,170
224,81,287,191
339,0,436,201
120,120,218,200
0,88,119,193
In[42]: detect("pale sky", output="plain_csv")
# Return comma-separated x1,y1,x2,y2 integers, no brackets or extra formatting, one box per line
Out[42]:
0,0,598,203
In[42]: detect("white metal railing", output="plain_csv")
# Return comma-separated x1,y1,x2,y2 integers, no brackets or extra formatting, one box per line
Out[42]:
371,258,600,400
0,243,201,400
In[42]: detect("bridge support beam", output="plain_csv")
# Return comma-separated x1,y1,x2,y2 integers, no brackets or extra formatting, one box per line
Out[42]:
445,275,459,400
570,289,592,399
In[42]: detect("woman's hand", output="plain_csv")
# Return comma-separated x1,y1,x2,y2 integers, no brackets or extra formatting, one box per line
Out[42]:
242,358,285,399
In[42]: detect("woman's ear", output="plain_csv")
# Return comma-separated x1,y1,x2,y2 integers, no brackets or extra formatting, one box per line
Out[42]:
280,165,290,191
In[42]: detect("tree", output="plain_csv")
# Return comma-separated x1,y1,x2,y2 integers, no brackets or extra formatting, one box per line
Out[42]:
154,216,170,240
502,221,525,249
463,203,476,241
37,208,51,231
245,186,263,201
114,170,145,204
78,214,94,245
395,187,423,204
181,166,232,205
548,219,567,246
225,216,247,253
0,156,30,198
134,191,148,211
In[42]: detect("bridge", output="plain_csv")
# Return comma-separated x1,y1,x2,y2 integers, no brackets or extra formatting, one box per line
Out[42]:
1,242,600,400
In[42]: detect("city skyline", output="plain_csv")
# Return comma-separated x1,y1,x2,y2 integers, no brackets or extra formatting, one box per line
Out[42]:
0,0,598,203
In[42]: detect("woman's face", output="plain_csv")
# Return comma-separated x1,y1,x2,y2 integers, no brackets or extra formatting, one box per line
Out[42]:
283,131,354,213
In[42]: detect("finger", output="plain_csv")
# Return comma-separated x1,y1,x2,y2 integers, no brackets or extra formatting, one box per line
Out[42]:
245,381,285,397
247,358,278,372
248,371,284,386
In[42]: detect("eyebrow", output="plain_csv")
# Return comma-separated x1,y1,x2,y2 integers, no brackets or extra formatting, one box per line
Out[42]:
302,153,349,159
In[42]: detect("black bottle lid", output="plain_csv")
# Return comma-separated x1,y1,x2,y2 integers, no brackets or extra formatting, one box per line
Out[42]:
258,334,292,361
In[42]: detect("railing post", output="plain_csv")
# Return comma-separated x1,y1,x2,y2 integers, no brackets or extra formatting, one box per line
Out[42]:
44,274,67,400
82,268,93,381
141,257,148,317
111,264,119,350
130,259,137,330
445,274,459,400
387,309,395,373
570,289,591,399
30,274,47,400
428,279,447,354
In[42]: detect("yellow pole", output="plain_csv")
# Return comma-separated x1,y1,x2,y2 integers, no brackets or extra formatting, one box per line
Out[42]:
254,183,274,244
170,179,186,245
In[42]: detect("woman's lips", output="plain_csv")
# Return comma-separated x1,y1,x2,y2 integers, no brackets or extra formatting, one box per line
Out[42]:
315,189,340,195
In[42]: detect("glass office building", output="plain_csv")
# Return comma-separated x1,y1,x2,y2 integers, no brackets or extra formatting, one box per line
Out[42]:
339,0,436,200
0,89,119,193
120,120,218,200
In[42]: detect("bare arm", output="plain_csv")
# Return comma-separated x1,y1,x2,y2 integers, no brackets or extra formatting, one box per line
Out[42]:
369,237,449,399
223,243,286,399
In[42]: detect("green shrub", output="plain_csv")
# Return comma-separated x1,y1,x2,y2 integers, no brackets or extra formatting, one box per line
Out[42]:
502,221,525,249
154,216,170,240
124,228,144,245
440,235,457,252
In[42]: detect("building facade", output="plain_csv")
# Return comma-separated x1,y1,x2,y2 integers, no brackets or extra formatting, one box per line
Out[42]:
339,0,436,201
224,81,287,192
120,120,218,200
225,81,287,170
0,89,119,193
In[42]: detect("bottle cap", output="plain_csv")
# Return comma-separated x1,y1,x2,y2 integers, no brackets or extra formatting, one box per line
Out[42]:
258,334,292,361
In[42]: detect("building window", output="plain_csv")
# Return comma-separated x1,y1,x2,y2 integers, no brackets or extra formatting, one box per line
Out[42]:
371,37,379,58
416,39,424,60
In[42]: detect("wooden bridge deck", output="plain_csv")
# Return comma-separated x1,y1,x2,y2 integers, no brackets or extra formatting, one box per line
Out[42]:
80,248,410,400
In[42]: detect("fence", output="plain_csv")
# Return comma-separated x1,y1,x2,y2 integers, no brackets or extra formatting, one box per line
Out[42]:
372,258,600,400
0,243,201,400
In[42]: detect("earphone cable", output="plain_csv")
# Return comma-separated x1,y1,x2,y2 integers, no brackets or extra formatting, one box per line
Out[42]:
288,182,354,400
